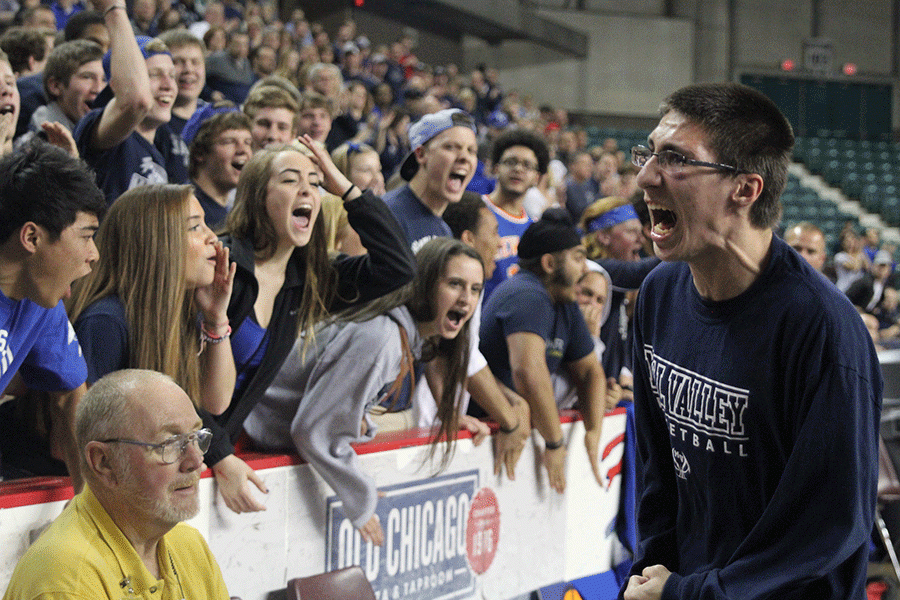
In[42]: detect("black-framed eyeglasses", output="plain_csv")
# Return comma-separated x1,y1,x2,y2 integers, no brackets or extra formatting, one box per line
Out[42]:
498,157,538,171
631,145,744,174
102,428,213,464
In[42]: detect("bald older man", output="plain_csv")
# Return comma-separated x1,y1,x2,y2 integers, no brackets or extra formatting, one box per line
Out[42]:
784,221,827,273
3,369,229,600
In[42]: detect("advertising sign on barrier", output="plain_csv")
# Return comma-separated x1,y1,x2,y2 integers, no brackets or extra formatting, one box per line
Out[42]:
326,470,485,600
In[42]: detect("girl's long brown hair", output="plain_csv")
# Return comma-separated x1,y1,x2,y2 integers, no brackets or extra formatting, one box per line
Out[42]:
225,145,338,350
67,185,202,401
337,238,483,471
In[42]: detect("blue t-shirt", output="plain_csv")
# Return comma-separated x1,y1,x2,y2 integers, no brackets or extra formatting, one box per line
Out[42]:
16,73,45,139
167,99,206,139
74,108,168,206
0,289,87,392
626,235,882,600
565,178,598,224
50,0,85,29
383,184,452,254
466,161,495,195
72,295,128,384
193,182,228,230
155,122,189,184
482,196,531,301
479,270,594,391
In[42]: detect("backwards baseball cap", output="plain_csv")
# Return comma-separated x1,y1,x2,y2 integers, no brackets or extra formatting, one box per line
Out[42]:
399,108,476,181
518,208,582,259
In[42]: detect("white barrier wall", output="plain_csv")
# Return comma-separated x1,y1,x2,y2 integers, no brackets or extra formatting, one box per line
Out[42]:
0,410,627,600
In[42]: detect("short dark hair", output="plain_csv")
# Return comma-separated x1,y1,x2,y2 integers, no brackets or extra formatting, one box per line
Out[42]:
43,40,104,100
189,110,252,178
517,250,568,280
442,191,487,240
660,82,794,229
0,142,106,243
63,10,105,43
490,129,550,175
0,27,48,73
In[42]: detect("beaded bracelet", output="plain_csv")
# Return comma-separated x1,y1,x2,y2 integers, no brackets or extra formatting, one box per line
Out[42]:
197,322,232,355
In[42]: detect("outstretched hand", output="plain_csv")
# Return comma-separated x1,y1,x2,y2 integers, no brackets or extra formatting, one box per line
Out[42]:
295,134,357,199
212,454,269,513
359,513,385,546
543,444,567,494
584,426,604,487
493,400,529,480
459,414,490,446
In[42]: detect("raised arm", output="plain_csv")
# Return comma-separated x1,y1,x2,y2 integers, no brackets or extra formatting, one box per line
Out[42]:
295,134,415,308
88,0,152,150
194,241,236,416
594,256,660,290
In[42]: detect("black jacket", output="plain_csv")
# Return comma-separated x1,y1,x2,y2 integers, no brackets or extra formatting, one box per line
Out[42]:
203,190,416,465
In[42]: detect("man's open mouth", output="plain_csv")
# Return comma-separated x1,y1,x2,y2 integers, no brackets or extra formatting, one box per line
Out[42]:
650,205,677,235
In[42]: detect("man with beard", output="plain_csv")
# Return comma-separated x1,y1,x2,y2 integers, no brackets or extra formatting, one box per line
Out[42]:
3,369,230,600
480,209,607,494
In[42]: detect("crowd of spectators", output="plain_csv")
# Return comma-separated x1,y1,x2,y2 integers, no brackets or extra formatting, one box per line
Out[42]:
0,0,642,516
787,221,900,350
0,0,889,595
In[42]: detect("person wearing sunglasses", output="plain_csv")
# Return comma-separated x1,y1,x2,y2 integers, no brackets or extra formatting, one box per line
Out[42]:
4,369,230,600
621,83,881,600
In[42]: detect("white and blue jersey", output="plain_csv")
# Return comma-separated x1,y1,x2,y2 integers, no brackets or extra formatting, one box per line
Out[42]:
0,289,86,393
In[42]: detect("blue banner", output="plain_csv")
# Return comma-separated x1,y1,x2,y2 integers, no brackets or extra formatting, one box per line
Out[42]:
326,470,480,600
